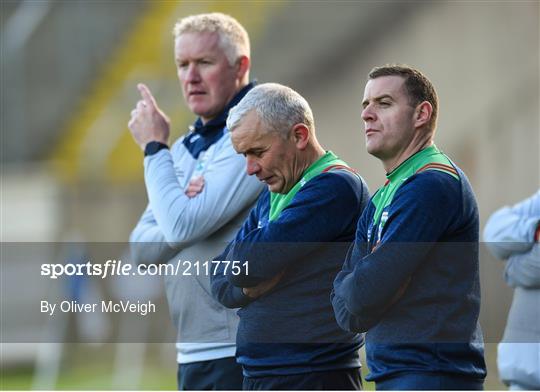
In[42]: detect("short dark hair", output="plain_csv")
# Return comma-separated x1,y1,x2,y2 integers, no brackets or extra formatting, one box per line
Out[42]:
368,64,438,132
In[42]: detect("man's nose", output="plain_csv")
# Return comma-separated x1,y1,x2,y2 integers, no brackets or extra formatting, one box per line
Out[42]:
246,158,260,176
185,63,201,83
361,105,376,122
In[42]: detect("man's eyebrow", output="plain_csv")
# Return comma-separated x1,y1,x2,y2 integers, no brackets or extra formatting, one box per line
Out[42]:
374,94,394,102
245,146,265,155
362,94,394,107
175,53,214,62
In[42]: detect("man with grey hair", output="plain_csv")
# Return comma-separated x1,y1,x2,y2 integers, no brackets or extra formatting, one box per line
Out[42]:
211,83,370,390
128,13,262,390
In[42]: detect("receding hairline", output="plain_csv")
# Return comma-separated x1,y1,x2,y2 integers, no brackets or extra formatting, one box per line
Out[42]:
173,30,221,53
229,108,279,138
229,108,259,130
227,87,315,141
172,13,250,64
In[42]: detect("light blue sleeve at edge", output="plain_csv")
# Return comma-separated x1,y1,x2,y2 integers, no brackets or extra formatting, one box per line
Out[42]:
483,189,540,260
504,244,540,288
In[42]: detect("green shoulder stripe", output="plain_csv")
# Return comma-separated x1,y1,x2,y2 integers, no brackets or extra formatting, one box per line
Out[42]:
370,145,460,227
269,151,350,221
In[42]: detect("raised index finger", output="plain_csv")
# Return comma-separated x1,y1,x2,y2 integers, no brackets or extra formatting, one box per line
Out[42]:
137,83,157,109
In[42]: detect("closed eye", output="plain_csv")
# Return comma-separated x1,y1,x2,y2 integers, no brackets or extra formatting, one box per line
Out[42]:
245,149,266,158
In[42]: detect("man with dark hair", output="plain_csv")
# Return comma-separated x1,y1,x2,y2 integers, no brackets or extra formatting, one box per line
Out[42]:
368,65,439,133
332,64,487,389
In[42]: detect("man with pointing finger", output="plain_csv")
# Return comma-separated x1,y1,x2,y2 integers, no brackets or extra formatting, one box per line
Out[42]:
128,13,263,390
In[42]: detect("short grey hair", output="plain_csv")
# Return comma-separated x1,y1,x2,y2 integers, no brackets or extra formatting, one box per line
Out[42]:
173,13,250,66
227,83,315,137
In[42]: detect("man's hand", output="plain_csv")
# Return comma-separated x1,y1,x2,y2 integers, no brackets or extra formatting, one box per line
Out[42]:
128,83,171,151
243,270,285,299
185,176,205,198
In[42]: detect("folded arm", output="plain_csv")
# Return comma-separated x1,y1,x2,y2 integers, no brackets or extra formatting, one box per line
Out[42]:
333,173,462,332
143,142,262,246
130,137,262,264
226,173,364,288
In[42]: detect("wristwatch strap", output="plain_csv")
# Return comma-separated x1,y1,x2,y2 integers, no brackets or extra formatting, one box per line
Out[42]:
144,141,169,156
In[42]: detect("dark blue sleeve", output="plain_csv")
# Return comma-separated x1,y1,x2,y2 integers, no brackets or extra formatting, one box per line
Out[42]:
210,192,267,308
332,199,372,332
227,172,366,287
333,171,462,332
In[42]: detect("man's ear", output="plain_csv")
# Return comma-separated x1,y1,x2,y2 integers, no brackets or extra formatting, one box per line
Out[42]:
414,101,433,129
291,123,310,150
236,55,250,81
